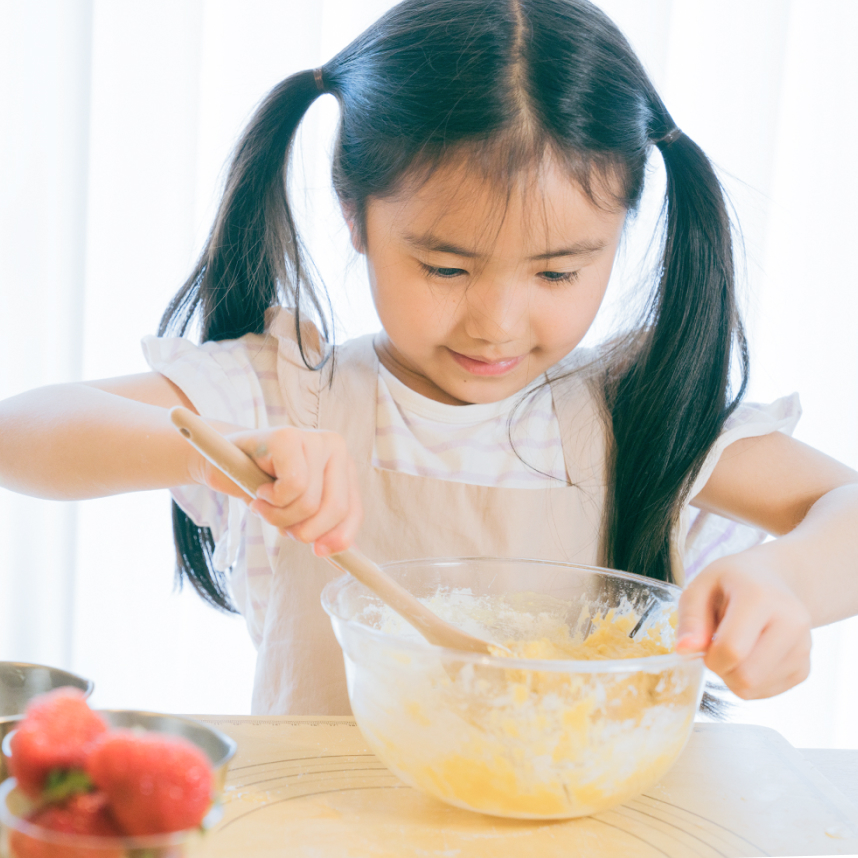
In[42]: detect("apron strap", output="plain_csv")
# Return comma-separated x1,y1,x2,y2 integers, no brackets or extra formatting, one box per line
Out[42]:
318,334,379,464
548,357,609,566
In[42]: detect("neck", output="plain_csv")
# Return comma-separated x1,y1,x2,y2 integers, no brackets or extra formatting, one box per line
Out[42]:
372,335,470,406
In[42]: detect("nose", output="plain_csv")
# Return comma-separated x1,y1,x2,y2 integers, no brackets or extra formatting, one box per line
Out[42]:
461,276,530,344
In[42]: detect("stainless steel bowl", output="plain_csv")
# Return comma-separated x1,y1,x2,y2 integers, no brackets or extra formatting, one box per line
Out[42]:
1,709,236,795
98,711,237,794
0,662,94,784
0,662,93,718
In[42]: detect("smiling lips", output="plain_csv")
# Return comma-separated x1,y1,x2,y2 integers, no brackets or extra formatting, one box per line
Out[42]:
449,349,525,377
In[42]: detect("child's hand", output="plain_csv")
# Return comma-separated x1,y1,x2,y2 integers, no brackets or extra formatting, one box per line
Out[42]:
674,548,812,700
197,427,362,557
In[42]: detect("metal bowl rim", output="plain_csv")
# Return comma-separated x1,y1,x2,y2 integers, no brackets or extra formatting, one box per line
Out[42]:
0,662,94,700
2,709,237,770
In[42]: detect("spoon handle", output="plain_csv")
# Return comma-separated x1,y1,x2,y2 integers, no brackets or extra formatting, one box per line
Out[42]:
169,407,494,655
170,406,271,497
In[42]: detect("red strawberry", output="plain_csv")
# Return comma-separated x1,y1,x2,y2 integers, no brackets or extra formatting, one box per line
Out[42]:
86,730,213,835
8,791,124,858
9,689,108,800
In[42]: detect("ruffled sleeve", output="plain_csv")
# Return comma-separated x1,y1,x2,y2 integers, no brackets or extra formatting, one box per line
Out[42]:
141,331,278,572
678,394,802,584
140,308,328,576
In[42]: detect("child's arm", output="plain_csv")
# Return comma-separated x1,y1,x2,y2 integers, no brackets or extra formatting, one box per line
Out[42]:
0,375,362,555
0,374,205,498
680,431,858,699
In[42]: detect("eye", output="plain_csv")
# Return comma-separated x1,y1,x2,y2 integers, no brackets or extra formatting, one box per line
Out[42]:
420,263,467,279
539,270,580,284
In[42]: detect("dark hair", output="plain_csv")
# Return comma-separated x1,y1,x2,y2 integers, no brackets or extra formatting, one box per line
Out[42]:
160,0,747,717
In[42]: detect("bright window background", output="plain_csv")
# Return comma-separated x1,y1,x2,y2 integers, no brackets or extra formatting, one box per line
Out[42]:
1,0,856,746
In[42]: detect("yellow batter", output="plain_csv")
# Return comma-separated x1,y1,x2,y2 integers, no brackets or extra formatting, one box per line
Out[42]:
491,608,675,661
355,602,701,819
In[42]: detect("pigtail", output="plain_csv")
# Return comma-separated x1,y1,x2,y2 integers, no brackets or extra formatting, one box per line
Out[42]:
601,122,748,720
602,123,748,585
160,68,330,352
160,68,329,612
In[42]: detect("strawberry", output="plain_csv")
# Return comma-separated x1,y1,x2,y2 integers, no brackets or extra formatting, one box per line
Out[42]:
86,730,214,835
8,792,124,858
9,689,108,800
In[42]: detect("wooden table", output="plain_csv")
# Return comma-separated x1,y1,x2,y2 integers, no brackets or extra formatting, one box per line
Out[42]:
192,716,858,857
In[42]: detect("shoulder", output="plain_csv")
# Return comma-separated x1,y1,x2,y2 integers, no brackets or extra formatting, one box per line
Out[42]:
142,326,276,377
689,393,802,501
547,344,610,427
142,329,276,426
265,306,329,370
140,312,318,427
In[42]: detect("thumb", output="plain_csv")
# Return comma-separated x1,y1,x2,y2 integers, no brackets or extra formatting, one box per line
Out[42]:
675,576,720,654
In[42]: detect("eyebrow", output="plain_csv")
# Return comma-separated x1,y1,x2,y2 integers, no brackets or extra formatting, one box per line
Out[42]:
403,232,607,260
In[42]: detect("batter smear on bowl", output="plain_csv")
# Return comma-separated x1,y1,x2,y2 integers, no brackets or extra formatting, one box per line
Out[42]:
345,588,701,819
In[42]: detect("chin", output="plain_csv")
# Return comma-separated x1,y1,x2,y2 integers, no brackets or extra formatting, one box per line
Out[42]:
449,380,526,405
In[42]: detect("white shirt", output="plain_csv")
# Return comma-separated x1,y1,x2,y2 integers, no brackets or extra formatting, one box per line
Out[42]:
373,364,567,489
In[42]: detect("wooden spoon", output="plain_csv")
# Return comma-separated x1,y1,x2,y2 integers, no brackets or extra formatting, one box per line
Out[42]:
170,407,499,655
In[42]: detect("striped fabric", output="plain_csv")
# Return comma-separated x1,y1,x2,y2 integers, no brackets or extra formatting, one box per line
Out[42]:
682,393,802,580
142,321,802,638
142,330,288,646
373,364,568,489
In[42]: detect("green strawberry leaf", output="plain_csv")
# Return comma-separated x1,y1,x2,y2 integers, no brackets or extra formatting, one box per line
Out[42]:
42,768,94,803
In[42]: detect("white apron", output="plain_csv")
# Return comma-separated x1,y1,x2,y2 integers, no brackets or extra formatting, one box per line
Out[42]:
250,332,613,715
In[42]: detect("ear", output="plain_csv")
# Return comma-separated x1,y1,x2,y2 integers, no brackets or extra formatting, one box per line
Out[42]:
340,200,365,254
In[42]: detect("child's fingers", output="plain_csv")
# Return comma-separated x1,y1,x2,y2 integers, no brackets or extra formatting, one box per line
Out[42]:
675,574,721,654
249,473,325,532
224,426,361,550
232,427,312,506
264,461,325,530
716,613,811,700
313,463,364,556
732,633,811,700
284,446,352,544
680,555,814,699
201,464,255,503
701,588,768,679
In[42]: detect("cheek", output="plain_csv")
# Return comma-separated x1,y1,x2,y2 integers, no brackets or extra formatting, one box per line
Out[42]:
533,279,608,352
369,268,449,345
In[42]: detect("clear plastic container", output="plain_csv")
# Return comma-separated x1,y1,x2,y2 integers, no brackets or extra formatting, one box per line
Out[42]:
322,557,704,819
0,778,220,857
0,711,234,857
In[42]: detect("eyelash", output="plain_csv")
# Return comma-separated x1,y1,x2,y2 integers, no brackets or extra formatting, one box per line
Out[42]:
419,264,580,284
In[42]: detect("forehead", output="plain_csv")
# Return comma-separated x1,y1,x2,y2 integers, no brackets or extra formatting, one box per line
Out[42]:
367,150,627,255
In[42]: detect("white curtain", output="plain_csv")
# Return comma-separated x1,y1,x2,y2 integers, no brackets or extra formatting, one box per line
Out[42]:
1,0,856,745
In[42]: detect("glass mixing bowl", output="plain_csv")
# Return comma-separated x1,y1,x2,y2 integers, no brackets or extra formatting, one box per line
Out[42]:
322,557,704,820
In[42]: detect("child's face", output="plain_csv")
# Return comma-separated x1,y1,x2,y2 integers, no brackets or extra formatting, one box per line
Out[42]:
357,153,627,405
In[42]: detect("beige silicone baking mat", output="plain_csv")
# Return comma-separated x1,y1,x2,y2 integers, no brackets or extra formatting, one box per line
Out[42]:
196,717,858,857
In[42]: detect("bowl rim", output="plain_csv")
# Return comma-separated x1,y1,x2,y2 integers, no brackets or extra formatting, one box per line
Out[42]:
0,661,94,702
0,777,221,847
2,709,237,771
321,555,704,674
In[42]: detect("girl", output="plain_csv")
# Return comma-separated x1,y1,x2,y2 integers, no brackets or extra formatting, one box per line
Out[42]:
1,0,857,716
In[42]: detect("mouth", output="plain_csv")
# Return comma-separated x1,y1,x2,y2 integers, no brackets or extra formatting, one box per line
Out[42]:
448,349,526,377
